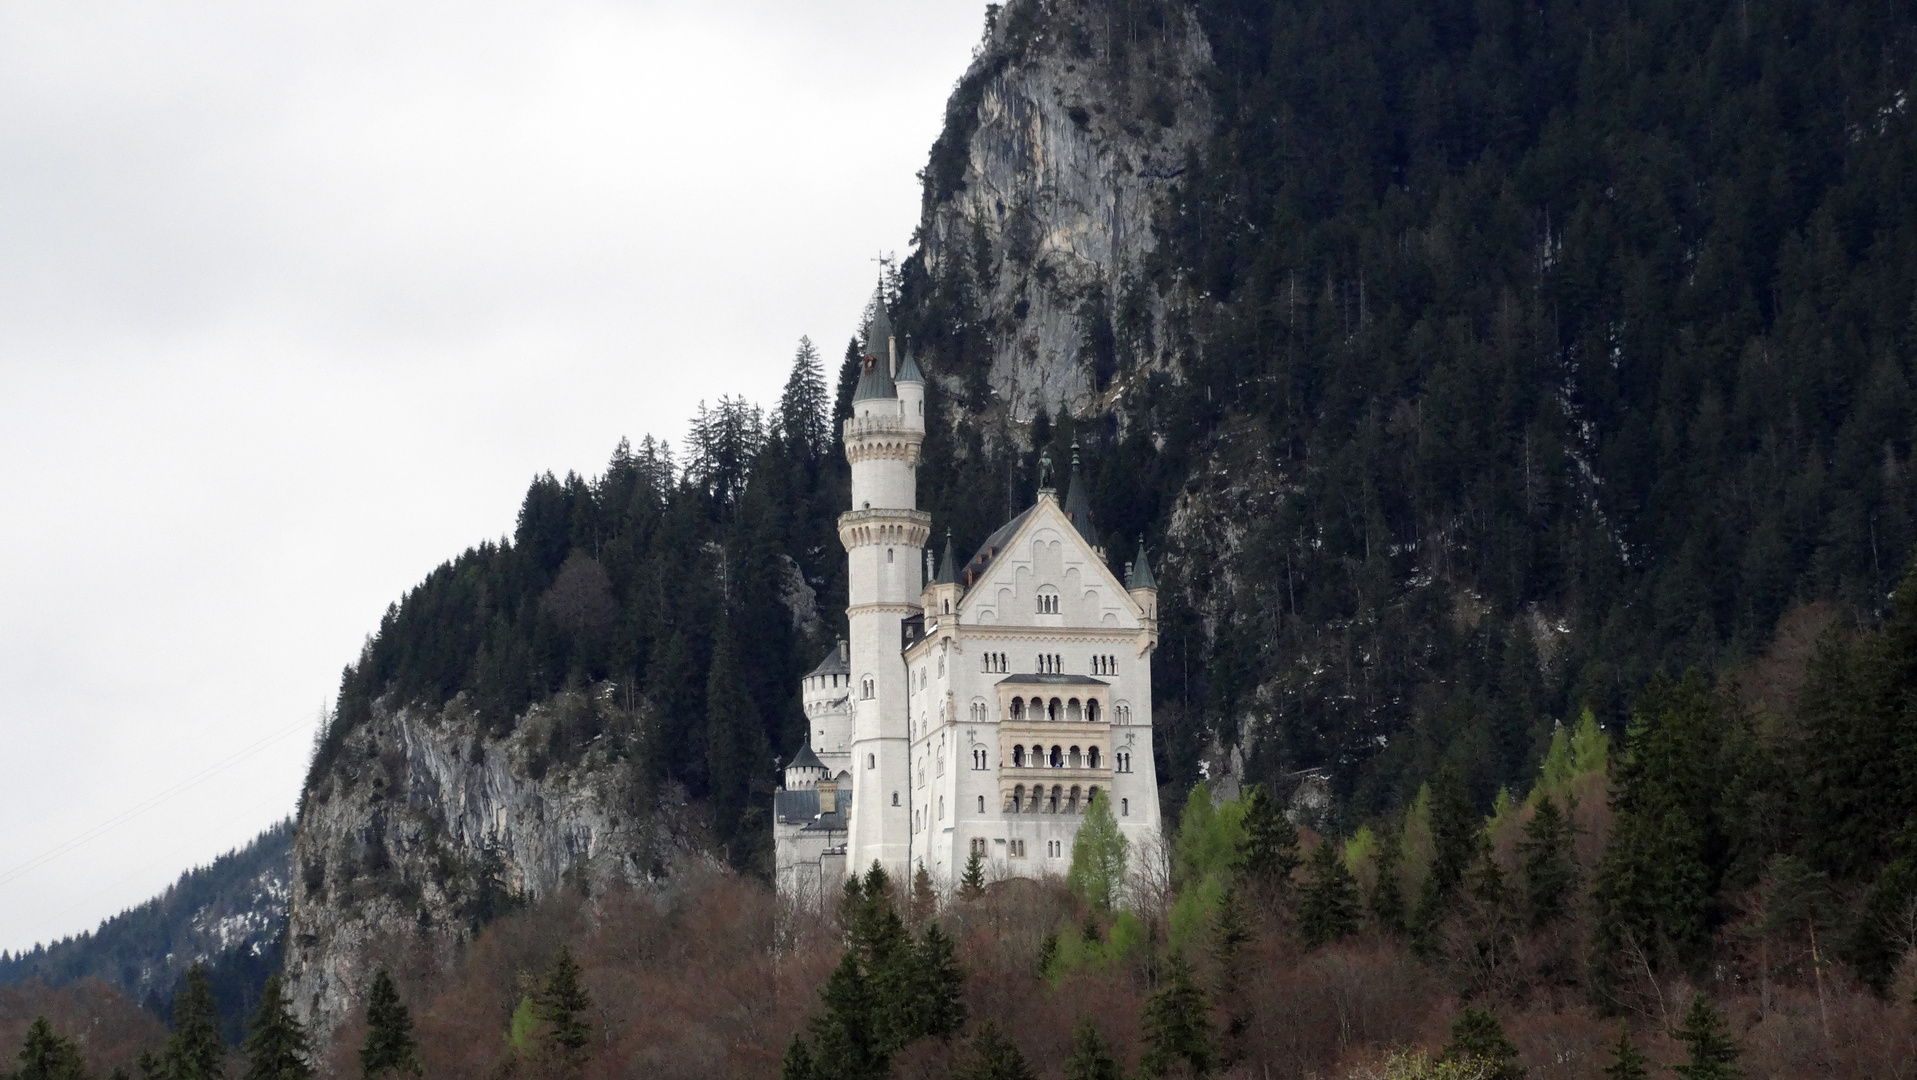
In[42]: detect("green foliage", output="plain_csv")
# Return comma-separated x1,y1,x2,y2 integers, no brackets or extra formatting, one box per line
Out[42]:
165,965,226,1080
1169,785,1246,949
241,975,313,1080
1067,791,1130,912
14,1016,86,1080
1844,819,1917,993
953,1021,1035,1080
1062,1021,1120,1080
358,970,421,1079
536,945,592,1056
1440,1007,1525,1080
1536,711,1610,805
1369,825,1407,934
1048,912,1145,979
1518,796,1578,928
1671,995,1741,1080
1138,956,1213,1078
1299,840,1362,947
958,852,986,901
1235,784,1301,897
507,996,537,1052
1602,1021,1650,1080
1592,674,1743,976
779,1033,815,1080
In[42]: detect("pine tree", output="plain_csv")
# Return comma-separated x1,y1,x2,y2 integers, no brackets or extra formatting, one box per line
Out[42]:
165,964,227,1080
910,866,938,925
1671,994,1741,1080
1518,795,1578,927
537,945,593,1056
1602,1021,1649,1080
808,952,881,1080
1370,825,1407,934
899,922,967,1043
1440,1007,1525,1080
1299,839,1361,947
777,336,831,459
954,1021,1036,1080
959,851,986,900
242,975,314,1080
705,618,770,866
359,970,422,1079
1236,783,1301,899
1139,955,1213,1078
1211,887,1252,1063
779,1033,815,1080
1427,767,1480,898
1066,791,1129,912
15,1016,86,1080
1063,1021,1121,1080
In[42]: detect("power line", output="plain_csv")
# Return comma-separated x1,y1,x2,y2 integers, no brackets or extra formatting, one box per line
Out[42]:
0,714,314,892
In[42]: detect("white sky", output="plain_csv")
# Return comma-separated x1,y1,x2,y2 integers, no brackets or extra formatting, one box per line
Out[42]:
0,0,987,955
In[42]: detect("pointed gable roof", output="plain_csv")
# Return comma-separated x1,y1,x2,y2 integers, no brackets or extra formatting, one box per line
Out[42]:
1127,536,1157,590
953,492,1148,624
896,339,923,383
784,742,826,772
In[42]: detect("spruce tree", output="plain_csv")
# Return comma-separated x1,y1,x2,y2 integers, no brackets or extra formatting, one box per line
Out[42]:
1211,887,1252,1063
910,866,938,925
1299,839,1361,947
954,1021,1035,1080
1138,956,1213,1078
1236,783,1301,898
1440,1007,1525,1080
808,952,881,1080
900,922,967,1043
1602,1021,1649,1080
779,1033,815,1080
165,964,226,1080
537,945,593,1056
1369,825,1406,933
1671,994,1740,1080
242,975,313,1080
1063,1021,1120,1080
704,618,770,865
1066,791,1129,912
1518,795,1578,928
358,970,421,1079
15,1016,87,1080
958,851,986,901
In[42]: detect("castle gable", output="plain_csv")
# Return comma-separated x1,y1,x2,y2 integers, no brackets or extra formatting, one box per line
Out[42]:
959,497,1141,629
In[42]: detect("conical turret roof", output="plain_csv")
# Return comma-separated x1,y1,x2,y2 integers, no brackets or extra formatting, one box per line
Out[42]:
896,337,923,383
1127,536,1157,590
852,287,897,401
934,530,959,584
1062,442,1099,548
785,741,826,773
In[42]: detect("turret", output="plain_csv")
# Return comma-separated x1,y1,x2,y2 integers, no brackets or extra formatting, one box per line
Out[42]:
922,530,963,623
1126,536,1159,649
1062,441,1103,562
896,337,925,433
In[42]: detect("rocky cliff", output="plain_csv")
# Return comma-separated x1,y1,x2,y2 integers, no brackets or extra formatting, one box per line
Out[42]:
283,687,692,1043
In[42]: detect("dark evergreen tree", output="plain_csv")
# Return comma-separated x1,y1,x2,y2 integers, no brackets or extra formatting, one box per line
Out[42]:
777,336,832,459
779,1033,815,1080
1602,1021,1650,1080
1846,819,1917,993
1440,1007,1525,1080
899,923,967,1044
1299,840,1361,947
241,975,313,1080
1518,796,1578,928
704,618,770,868
1211,885,1252,1064
1062,1021,1120,1080
807,953,881,1080
958,851,986,901
953,1021,1035,1080
165,964,226,1080
909,866,937,926
1671,995,1741,1080
1138,956,1213,1078
1369,825,1406,934
537,945,593,1057
1235,783,1301,900
358,970,421,1079
14,1016,86,1080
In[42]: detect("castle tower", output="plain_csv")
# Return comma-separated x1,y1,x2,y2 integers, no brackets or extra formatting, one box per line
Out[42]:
840,288,928,879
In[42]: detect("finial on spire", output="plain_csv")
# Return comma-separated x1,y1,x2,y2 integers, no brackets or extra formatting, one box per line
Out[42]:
935,529,959,585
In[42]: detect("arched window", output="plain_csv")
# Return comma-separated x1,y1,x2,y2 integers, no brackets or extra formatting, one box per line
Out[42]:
1048,698,1061,721
938,797,944,820
1116,703,1131,724
1121,797,1129,816
1050,745,1063,768
1011,746,1024,767
1067,698,1082,722
1069,746,1082,768
892,791,900,806
887,549,894,563
1087,700,1100,723
1088,746,1101,769
868,753,876,769
1009,698,1024,720
1068,786,1081,812
977,795,985,813
943,599,950,613
1032,744,1044,766
1011,785,1024,813
1088,785,1100,808
1047,785,1060,812
1036,589,1059,614
862,677,875,700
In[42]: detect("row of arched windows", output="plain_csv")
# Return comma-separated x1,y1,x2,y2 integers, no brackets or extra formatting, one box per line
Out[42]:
1006,696,1101,723
980,652,1008,673
1035,653,1062,673
1005,783,1101,814
1009,744,1103,770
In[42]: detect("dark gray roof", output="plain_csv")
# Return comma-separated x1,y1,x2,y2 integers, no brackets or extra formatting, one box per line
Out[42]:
852,355,895,401
774,784,853,831
807,640,850,678
996,673,1111,686
1127,537,1157,590
785,743,826,772
853,289,897,401
896,343,923,383
934,531,958,585
1062,443,1099,548
959,505,1036,587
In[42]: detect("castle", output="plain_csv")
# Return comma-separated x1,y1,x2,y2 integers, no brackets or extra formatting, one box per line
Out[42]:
773,295,1163,901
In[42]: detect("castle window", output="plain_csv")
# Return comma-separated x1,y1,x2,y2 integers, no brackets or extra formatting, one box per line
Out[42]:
1069,746,1082,768
974,749,987,770
1087,700,1100,723
892,791,900,806
869,754,876,769
1009,698,1024,720
938,797,944,820
1010,785,1024,812
943,600,950,613
1037,590,1059,614
1047,839,1061,858
1116,703,1130,724
977,795,985,813
862,677,874,700
1088,746,1101,769
1047,785,1060,812
887,549,894,563
1012,746,1024,767
970,837,986,855
1067,699,1082,722
1116,751,1131,774
1010,839,1026,857
1121,798,1129,816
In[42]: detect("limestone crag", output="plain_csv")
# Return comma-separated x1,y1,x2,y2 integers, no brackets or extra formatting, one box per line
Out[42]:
282,688,687,1045
920,0,1212,423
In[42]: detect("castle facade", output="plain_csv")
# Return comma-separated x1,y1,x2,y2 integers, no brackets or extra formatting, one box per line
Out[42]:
774,298,1162,901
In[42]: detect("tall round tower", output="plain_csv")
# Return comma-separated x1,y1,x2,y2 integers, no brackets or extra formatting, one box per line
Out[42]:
840,291,927,880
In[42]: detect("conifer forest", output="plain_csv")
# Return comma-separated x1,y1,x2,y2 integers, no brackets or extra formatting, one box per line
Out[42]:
10,0,1917,1075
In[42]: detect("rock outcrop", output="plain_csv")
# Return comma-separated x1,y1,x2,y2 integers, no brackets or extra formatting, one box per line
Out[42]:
282,688,689,1044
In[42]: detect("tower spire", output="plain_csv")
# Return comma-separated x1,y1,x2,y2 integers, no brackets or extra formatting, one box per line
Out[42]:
1062,440,1098,548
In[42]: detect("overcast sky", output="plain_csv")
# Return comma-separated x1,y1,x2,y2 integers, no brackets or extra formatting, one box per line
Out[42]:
0,0,987,955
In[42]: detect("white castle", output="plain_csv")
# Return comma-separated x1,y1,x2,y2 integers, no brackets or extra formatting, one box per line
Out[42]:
774,295,1163,901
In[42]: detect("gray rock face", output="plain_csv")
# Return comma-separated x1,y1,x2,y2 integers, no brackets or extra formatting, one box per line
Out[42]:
282,689,688,1045
920,1,1212,423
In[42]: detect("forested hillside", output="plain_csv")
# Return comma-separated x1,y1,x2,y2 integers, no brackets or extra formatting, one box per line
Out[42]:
0,821,290,1042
